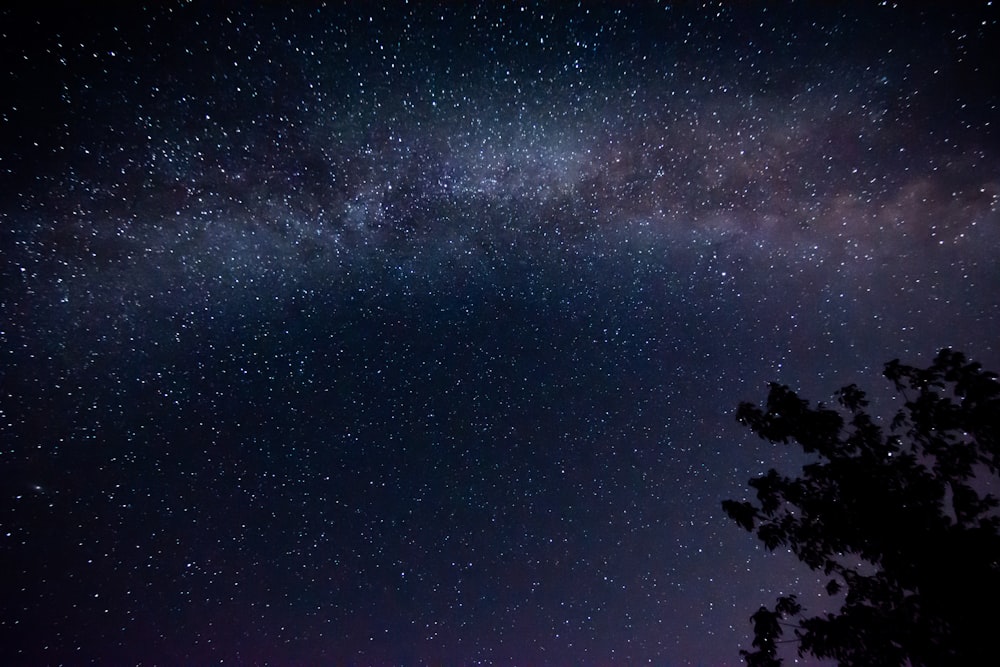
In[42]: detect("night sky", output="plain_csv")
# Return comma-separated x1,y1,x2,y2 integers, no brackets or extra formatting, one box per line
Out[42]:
2,3,999,665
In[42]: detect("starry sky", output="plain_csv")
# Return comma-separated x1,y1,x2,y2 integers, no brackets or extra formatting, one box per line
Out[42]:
2,2,998,665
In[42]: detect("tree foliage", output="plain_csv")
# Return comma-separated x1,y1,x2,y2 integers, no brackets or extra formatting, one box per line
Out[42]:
724,349,1000,666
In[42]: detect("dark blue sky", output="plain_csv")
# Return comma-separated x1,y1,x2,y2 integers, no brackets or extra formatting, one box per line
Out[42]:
2,3,998,665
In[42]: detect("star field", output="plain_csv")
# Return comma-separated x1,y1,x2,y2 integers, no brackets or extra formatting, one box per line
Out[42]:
2,3,999,665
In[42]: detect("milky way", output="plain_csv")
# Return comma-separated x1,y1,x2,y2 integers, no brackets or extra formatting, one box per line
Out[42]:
2,3,999,665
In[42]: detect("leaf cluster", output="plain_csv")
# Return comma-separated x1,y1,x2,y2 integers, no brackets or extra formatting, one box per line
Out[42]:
723,349,1000,666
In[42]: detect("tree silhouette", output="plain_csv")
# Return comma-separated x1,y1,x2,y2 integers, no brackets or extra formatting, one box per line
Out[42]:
724,349,1000,666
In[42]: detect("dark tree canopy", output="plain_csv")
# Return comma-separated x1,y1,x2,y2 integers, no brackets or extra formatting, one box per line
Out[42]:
724,349,1000,666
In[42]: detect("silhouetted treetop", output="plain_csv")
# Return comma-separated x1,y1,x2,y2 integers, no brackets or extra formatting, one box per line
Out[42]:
724,348,1000,666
